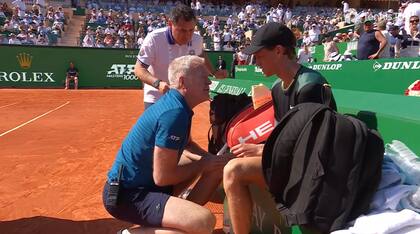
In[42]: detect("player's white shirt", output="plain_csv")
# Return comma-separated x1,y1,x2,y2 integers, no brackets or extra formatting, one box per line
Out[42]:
137,27,203,103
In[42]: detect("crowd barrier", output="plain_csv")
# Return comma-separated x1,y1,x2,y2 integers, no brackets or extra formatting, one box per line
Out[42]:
0,45,141,88
233,57,420,96
0,45,233,89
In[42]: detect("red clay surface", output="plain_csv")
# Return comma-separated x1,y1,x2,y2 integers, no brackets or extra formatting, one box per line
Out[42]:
0,89,223,234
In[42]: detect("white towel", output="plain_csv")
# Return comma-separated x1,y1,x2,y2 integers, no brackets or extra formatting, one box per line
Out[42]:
348,209,420,234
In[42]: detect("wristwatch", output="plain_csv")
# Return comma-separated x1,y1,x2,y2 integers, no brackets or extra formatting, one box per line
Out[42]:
152,79,161,89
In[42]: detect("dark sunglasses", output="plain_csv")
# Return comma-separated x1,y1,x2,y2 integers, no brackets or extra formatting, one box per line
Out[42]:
410,19,419,23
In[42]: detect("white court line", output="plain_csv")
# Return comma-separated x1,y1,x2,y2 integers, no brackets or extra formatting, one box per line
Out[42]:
0,101,70,137
0,102,19,109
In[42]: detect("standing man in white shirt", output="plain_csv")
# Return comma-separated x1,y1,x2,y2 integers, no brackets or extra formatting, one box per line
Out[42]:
342,0,350,14
134,4,227,109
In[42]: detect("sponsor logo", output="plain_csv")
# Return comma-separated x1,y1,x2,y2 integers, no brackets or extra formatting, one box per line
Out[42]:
308,63,343,71
373,61,420,72
235,67,247,72
124,54,137,59
238,121,274,143
216,84,247,95
254,66,263,73
169,135,180,141
106,64,137,80
16,52,33,69
0,72,55,82
0,53,56,83
209,80,219,91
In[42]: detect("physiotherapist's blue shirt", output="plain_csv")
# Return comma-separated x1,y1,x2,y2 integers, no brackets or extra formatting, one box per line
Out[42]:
107,89,193,188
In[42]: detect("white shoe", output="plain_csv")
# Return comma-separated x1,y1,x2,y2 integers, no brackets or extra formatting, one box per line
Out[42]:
117,229,128,234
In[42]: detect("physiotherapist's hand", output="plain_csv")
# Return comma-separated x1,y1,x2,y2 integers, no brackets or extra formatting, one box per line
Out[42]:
213,69,228,79
231,143,264,158
202,153,233,173
159,81,170,94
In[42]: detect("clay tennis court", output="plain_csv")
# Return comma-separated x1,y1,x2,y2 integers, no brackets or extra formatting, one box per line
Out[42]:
0,89,224,234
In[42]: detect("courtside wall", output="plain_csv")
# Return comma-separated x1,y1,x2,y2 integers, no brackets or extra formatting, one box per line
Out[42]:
232,57,420,95
0,45,234,89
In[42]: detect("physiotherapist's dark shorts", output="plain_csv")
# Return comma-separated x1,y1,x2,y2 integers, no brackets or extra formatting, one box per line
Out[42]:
102,182,173,227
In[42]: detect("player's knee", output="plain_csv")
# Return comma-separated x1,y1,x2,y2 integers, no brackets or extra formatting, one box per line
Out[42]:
181,208,215,234
223,158,245,188
194,209,216,234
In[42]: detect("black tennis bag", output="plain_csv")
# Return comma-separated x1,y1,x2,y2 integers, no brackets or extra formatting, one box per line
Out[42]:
262,103,384,233
208,93,252,154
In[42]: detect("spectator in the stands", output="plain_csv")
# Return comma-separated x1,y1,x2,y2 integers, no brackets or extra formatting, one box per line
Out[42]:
82,31,95,47
8,33,21,44
400,15,420,57
136,32,145,48
297,44,312,64
302,31,311,46
1,3,13,18
36,34,48,45
96,38,104,47
237,46,249,65
356,19,388,60
12,0,26,19
3,19,14,31
114,38,124,48
389,25,403,58
323,35,339,62
35,0,46,15
124,34,133,48
0,34,7,44
403,0,420,34
308,23,321,45
342,0,350,13
354,13,367,38
377,20,392,58
103,33,114,47
223,41,234,51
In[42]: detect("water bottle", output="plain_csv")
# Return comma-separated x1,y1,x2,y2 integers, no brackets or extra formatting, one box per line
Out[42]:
385,140,420,186
400,187,420,213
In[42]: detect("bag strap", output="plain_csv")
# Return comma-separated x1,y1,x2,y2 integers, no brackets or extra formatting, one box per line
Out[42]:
339,116,368,220
322,84,333,107
276,203,311,226
284,105,330,193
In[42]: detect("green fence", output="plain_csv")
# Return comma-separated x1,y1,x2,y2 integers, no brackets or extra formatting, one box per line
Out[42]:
0,45,232,89
234,57,420,95
306,58,420,95
0,45,142,88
